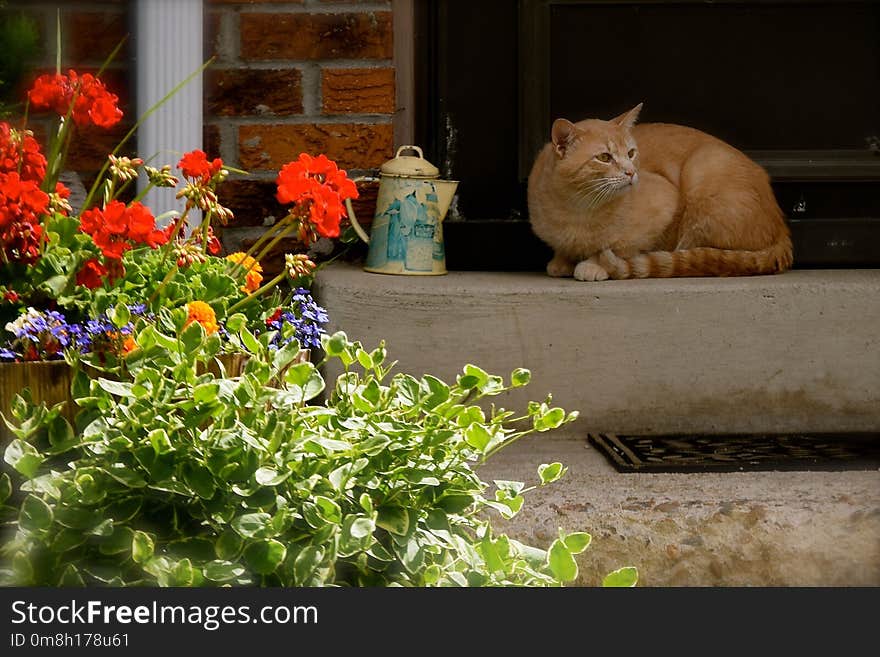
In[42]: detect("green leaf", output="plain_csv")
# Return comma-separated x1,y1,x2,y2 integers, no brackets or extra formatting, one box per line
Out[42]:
538,462,567,485
602,566,638,588
149,429,174,455
534,407,566,432
57,564,85,587
99,527,135,555
225,313,247,333
240,327,262,354
110,302,131,329
376,505,410,536
50,529,87,553
19,495,53,532
293,545,324,585
494,480,525,496
244,539,286,575
272,340,304,372
562,532,592,554
0,472,11,504
284,362,314,388
356,348,373,369
339,515,375,556
421,375,450,408
548,539,578,582
132,531,154,564
215,530,243,560
359,493,374,514
511,368,531,387
481,534,506,573
47,416,74,448
314,496,342,524
463,364,489,387
104,463,147,488
254,467,290,487
97,378,135,398
42,274,68,297
232,512,272,539
4,439,42,478
71,369,91,400
457,375,480,389
323,331,348,356
465,424,491,451
172,558,195,586
89,518,114,537
423,565,441,586
204,560,246,582
183,463,215,499
180,320,206,355
193,382,219,404
55,506,102,530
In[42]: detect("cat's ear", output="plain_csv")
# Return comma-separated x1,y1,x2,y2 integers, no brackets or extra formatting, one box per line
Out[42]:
612,103,643,129
551,118,576,157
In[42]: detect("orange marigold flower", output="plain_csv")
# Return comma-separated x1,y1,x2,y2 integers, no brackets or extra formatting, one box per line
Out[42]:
185,301,219,335
122,335,138,355
225,252,263,293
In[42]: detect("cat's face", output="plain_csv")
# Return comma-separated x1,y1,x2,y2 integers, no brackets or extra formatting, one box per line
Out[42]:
550,104,642,203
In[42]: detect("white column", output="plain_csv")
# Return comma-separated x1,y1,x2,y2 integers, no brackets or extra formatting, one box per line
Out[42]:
135,0,203,225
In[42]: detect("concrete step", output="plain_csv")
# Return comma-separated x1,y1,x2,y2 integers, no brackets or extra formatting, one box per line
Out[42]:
314,264,880,585
314,264,880,435
477,433,879,586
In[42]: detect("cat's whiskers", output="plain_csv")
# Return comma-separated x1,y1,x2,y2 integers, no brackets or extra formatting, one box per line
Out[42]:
574,177,619,211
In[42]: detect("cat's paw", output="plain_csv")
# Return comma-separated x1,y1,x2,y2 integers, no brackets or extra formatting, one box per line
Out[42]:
546,257,575,278
573,260,609,281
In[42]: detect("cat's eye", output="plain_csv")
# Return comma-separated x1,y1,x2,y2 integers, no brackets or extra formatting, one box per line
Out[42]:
596,153,613,163
628,148,637,159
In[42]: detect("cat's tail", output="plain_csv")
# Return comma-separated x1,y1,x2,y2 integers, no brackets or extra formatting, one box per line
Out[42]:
598,236,793,279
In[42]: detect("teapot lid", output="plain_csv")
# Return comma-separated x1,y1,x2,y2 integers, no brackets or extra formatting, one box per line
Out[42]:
380,145,440,178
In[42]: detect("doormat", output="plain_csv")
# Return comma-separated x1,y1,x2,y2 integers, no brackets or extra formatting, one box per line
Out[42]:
587,432,880,473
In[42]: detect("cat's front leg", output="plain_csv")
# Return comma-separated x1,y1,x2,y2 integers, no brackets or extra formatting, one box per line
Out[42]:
573,256,609,281
546,253,576,277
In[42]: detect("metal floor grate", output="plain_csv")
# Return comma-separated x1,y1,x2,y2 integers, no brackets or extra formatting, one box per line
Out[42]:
587,432,880,473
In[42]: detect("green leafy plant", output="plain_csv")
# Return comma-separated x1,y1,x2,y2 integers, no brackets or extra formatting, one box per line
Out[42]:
1,321,636,587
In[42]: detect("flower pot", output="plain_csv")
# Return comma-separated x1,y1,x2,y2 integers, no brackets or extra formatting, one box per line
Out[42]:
1,350,311,445
0,360,76,445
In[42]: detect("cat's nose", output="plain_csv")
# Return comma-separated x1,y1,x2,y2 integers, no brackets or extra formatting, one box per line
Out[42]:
623,169,636,183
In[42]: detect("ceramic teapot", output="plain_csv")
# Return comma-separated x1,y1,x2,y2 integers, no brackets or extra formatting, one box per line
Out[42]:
346,146,458,275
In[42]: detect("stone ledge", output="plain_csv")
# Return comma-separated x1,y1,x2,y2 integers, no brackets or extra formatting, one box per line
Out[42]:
314,264,880,435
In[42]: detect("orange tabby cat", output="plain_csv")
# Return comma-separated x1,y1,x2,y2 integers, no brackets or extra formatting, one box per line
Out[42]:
528,104,793,280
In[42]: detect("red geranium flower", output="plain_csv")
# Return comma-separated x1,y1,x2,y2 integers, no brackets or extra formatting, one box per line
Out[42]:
275,152,358,243
76,258,108,289
28,70,122,129
178,149,224,184
79,200,167,259
0,123,47,183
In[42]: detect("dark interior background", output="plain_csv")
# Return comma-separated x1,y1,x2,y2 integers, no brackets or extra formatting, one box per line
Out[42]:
416,0,880,271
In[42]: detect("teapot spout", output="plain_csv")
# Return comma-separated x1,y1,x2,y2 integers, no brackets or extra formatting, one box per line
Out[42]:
433,180,459,221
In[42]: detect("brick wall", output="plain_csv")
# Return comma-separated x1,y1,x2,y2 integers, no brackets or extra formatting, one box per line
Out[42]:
4,0,396,255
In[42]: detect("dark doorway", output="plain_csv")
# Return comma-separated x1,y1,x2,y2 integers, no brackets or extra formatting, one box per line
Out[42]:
416,0,880,270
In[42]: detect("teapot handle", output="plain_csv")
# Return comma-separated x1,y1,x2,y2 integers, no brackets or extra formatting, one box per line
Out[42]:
345,176,377,244
396,145,424,159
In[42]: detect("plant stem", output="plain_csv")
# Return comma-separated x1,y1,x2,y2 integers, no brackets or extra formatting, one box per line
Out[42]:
227,271,286,314
227,214,291,277
147,263,180,306
252,222,300,265
157,209,190,270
